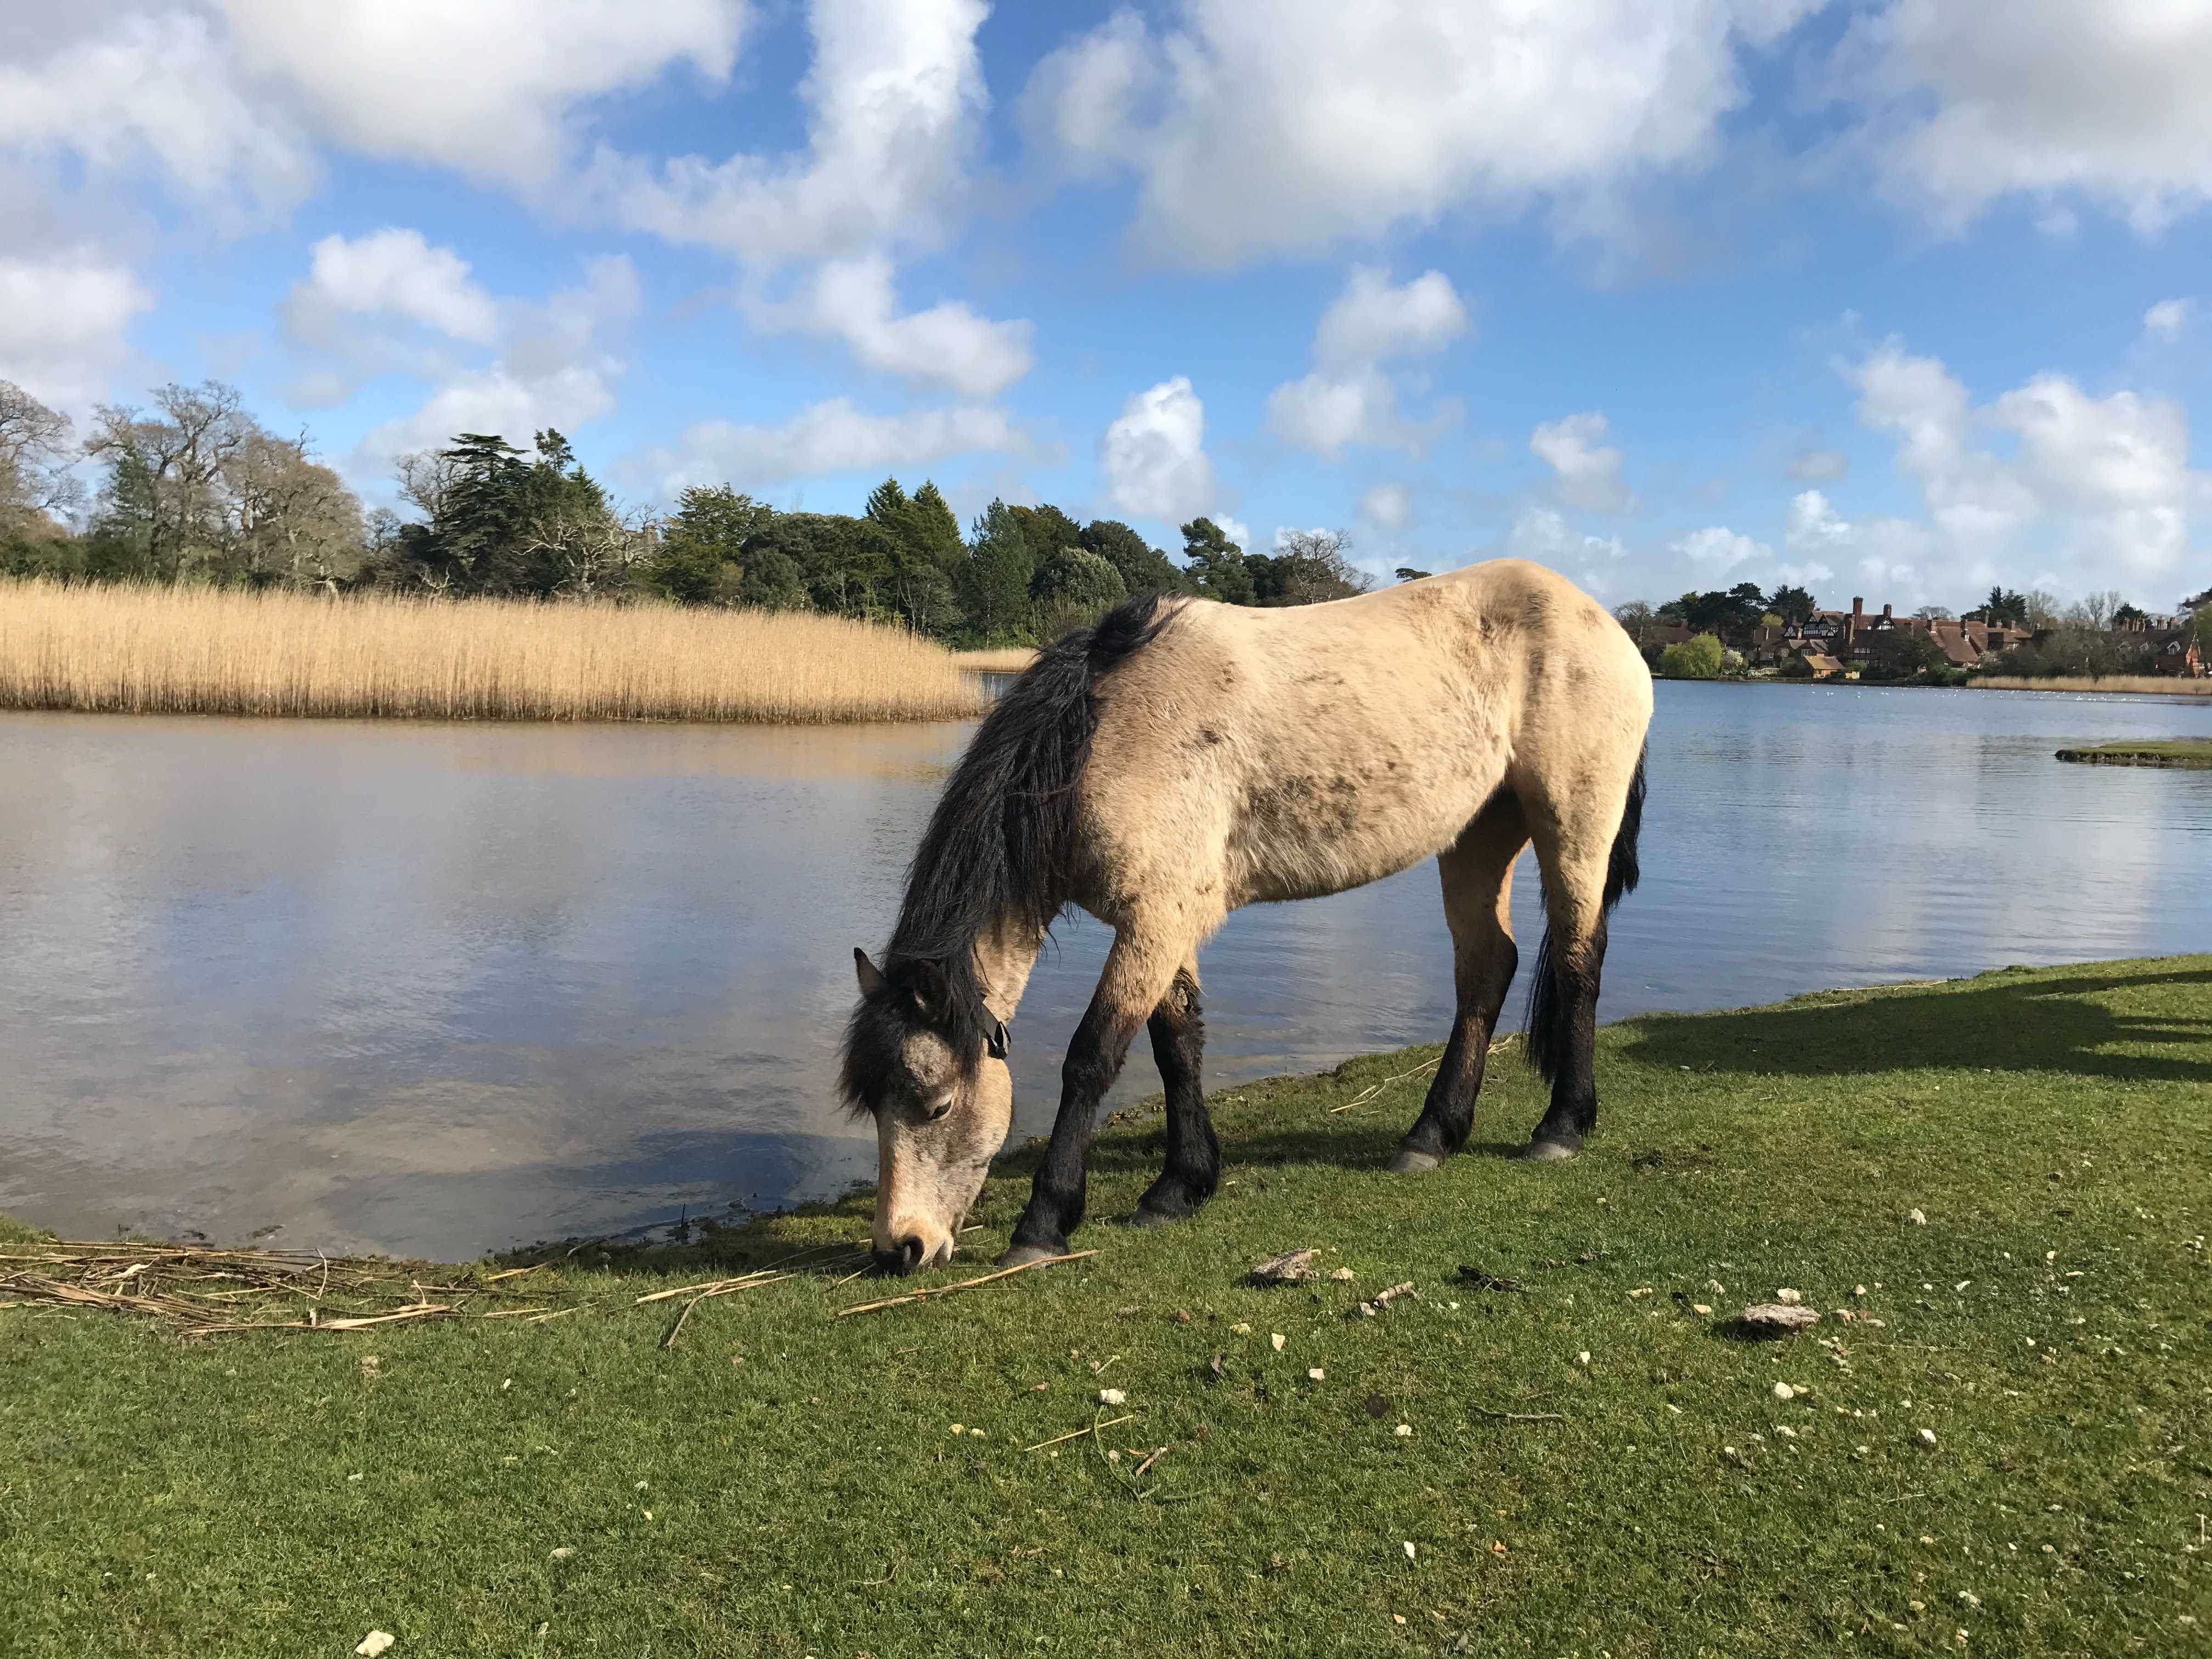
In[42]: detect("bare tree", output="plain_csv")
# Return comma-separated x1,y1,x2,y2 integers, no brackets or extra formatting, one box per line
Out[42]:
1267,528,1370,605
227,430,367,589
86,381,256,575
394,448,461,523
1912,604,1955,621
0,379,84,531
2066,589,2125,630
2024,589,2062,630
520,502,653,597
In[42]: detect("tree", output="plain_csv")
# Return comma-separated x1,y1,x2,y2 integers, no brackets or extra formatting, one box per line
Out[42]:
0,380,83,533
1878,631,1947,679
1249,528,1367,606
1679,583,1768,644
1764,583,1818,624
2069,590,2124,631
1008,504,1083,576
1973,586,2028,626
1394,566,1432,583
227,431,365,589
1031,546,1127,637
650,485,774,605
957,501,1036,641
1181,517,1252,605
1081,519,1184,595
1912,605,1955,622
86,381,256,578
1612,600,1660,646
1658,635,1725,679
2024,589,2061,630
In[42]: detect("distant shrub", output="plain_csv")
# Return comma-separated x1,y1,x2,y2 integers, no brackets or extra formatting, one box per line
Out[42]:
1777,653,1815,679
1658,634,1725,679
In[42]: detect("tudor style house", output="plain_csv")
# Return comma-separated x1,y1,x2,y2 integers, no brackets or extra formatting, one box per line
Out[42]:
1751,598,2029,674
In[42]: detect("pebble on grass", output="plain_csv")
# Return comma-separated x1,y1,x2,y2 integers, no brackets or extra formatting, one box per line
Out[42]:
356,1635,396,1658
1098,1389,1126,1407
1271,1333,1286,1351
1394,1424,1413,1437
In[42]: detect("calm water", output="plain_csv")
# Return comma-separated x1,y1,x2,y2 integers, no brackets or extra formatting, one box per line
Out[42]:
4,683,2209,1258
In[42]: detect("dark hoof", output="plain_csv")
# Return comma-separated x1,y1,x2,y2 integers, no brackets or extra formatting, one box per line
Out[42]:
1386,1147,1443,1174
1517,1138,1581,1163
998,1242,1070,1268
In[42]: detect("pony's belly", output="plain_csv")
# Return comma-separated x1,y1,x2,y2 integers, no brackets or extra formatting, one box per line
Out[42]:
1224,787,1473,907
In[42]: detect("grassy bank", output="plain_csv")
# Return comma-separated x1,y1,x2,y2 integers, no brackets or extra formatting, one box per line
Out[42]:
4,958,2208,1656
0,579,987,724
951,646,1041,672
2056,740,2212,768
1976,673,2212,697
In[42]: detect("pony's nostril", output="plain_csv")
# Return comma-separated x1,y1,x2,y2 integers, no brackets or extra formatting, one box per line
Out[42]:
898,1234,926,1271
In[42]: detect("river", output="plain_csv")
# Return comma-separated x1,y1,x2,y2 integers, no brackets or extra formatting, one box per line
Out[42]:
3,682,2209,1257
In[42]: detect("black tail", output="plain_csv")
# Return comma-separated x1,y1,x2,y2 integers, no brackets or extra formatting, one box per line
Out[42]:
883,593,1172,1060
1526,747,1646,1084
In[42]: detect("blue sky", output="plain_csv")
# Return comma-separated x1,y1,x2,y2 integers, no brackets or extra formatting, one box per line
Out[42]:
5,1,2212,611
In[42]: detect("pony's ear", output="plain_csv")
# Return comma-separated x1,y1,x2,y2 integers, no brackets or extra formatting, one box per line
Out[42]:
854,948,887,996
902,958,952,1019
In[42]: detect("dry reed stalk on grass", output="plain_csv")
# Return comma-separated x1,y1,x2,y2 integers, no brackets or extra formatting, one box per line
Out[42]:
0,579,989,724
0,1240,568,1337
1972,674,2212,696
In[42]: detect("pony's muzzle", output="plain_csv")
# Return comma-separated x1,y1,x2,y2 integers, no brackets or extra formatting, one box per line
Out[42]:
873,1233,928,1275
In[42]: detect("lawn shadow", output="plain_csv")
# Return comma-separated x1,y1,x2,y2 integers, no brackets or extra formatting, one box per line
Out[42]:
1621,965,2212,1085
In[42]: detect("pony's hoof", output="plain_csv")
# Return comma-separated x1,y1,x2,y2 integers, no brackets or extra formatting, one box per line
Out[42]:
1517,1138,1580,1162
1386,1147,1443,1174
998,1242,1069,1268
1123,1206,1180,1228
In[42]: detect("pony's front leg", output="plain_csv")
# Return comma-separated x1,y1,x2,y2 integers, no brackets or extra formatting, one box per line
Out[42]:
1003,929,1186,1266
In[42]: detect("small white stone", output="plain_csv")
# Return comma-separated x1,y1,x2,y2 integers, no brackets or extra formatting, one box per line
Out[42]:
1308,1367,1325,1381
1393,1423,1413,1437
1919,1427,1937,1447
1576,1350,1590,1365
550,1547,575,1561
356,1634,396,1658
1271,1333,1286,1352
1231,1322,1251,1336
1097,1388,1126,1407
1775,1288,1803,1306
949,1423,964,1436
1909,1208,1926,1225
1773,1381,1795,1401
1957,1590,1979,1609
1403,1541,1417,1560
1330,1267,1356,1282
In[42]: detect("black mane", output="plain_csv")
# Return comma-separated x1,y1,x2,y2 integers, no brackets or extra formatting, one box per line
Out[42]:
840,593,1172,1108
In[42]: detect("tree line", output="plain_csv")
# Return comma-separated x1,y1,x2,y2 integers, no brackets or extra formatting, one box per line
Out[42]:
0,377,1368,646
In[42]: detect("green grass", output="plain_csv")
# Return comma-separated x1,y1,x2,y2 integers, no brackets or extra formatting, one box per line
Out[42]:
2055,740,2212,768
4,958,2209,1657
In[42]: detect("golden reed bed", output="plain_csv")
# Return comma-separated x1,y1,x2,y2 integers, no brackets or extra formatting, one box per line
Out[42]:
1974,673,2212,697
0,579,989,724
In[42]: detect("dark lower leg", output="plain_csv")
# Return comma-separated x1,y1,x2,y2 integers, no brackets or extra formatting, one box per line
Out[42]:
1530,923,1604,1151
1392,936,1517,1166
1134,969,1217,1221
1006,997,1143,1259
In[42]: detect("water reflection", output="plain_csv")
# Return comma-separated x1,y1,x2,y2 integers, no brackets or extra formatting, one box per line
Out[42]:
2,683,2208,1257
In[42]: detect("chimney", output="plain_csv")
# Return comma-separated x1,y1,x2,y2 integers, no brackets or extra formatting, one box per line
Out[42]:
1881,602,1892,620
1852,597,1864,620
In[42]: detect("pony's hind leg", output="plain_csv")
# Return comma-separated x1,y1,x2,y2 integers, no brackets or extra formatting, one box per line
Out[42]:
1129,957,1217,1226
1003,917,1196,1266
1519,782,1634,1159
1389,793,1528,1173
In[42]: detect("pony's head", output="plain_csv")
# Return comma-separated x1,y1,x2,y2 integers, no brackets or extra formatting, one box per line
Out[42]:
841,947,1011,1274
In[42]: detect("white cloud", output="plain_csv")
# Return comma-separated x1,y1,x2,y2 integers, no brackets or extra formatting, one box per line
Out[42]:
2144,297,2193,336
1216,515,1251,551
1312,267,1468,373
1531,410,1633,511
1787,445,1849,481
358,256,640,460
1671,524,1767,569
744,252,1031,397
0,10,317,225
1846,1,2212,232
1843,336,2208,592
583,0,986,264
220,0,748,193
1024,0,1818,266
285,228,499,346
1101,376,1216,524
654,398,1032,494
1266,267,1466,456
1509,506,1627,566
1360,482,1412,529
0,253,156,411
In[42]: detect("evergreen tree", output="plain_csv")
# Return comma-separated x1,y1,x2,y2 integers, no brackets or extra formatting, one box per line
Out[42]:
1080,519,1184,595
958,501,1036,641
905,481,965,572
651,484,774,604
1181,517,1252,605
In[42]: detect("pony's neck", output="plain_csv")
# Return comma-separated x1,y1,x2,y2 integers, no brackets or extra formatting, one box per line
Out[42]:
971,912,1043,1024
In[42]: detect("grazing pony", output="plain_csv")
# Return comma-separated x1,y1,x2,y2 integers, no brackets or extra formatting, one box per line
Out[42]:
842,560,1652,1273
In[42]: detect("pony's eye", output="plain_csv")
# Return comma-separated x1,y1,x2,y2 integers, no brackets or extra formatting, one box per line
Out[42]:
925,1099,953,1122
